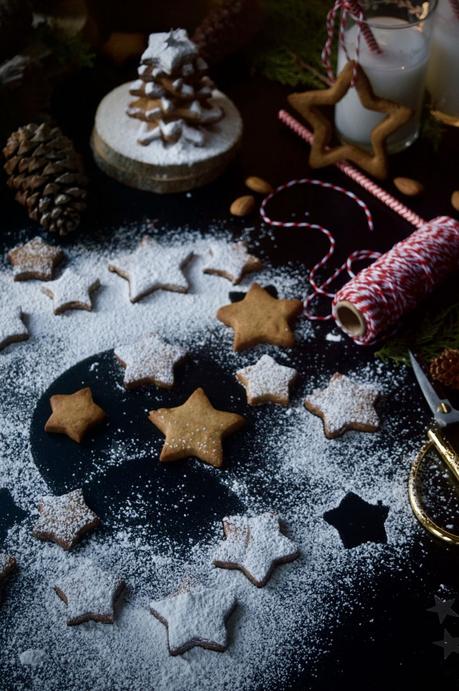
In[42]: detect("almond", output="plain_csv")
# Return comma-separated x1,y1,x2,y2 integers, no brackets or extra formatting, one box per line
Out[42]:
245,176,273,195
230,195,256,217
393,177,424,197
451,190,459,212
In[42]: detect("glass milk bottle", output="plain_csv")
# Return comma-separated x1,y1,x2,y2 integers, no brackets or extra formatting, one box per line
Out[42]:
427,0,459,119
334,1,437,153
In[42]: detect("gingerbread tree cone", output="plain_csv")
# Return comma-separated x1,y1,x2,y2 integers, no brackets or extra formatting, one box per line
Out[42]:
126,29,223,147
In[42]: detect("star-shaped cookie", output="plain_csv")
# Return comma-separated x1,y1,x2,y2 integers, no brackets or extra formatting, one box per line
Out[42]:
213,513,299,587
108,237,192,303
0,553,16,592
32,488,101,550
288,61,413,180
114,333,187,389
216,283,303,351
236,354,298,405
7,236,64,281
203,241,262,285
0,304,28,351
150,586,237,655
148,387,245,468
304,372,380,438
54,559,125,625
41,269,100,314
44,387,107,443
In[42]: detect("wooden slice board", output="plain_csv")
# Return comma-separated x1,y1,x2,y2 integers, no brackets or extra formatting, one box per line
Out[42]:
91,82,243,193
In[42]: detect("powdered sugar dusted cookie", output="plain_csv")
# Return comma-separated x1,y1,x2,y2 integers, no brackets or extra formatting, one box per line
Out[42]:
108,237,192,303
32,488,101,550
54,559,125,626
0,553,16,592
236,354,297,405
41,269,100,314
44,387,107,443
203,241,262,285
150,586,237,655
0,304,28,351
213,513,299,587
7,236,64,281
115,333,187,389
304,372,380,439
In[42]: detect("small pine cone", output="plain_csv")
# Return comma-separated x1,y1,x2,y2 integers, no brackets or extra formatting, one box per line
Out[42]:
193,0,261,66
3,123,87,236
429,348,459,390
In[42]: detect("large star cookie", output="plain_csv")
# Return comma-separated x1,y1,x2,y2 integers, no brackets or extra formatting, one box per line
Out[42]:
108,237,192,303
41,269,100,314
150,586,237,655
236,354,297,405
304,372,380,438
45,387,107,443
0,304,29,351
32,488,101,550
148,387,245,468
203,241,262,285
0,553,17,593
54,559,125,625
213,513,299,587
216,283,303,351
114,333,187,389
7,236,64,281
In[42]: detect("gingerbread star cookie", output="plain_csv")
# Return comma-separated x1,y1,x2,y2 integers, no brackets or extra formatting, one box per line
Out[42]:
203,241,262,285
54,559,125,625
0,304,28,351
108,237,192,303
32,488,101,550
236,354,298,405
304,372,380,439
213,513,299,587
150,586,237,655
114,333,187,389
7,236,64,281
148,387,245,468
45,387,107,443
216,283,303,351
0,553,17,593
41,269,100,314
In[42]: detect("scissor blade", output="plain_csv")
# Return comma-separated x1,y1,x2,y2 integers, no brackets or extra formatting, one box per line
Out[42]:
409,350,445,421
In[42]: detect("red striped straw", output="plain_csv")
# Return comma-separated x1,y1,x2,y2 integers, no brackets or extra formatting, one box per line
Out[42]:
348,0,382,54
449,0,459,20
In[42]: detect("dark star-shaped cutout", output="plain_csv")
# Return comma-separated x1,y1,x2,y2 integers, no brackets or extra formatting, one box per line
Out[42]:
428,595,459,624
0,488,27,544
323,491,389,548
434,629,459,660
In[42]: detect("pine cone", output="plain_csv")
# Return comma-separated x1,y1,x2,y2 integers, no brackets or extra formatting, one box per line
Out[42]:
429,348,459,390
3,123,87,236
193,0,261,65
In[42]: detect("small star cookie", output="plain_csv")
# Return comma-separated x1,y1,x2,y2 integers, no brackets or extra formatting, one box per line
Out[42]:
32,488,101,550
0,553,16,592
44,387,107,443
213,513,299,587
54,559,125,625
304,372,380,439
150,586,237,655
236,354,297,405
148,387,245,468
7,236,64,281
216,283,303,351
203,241,262,285
108,237,192,303
114,333,187,389
41,269,100,314
0,304,28,351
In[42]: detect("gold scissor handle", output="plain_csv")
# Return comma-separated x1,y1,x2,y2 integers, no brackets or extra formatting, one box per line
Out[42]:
409,441,459,546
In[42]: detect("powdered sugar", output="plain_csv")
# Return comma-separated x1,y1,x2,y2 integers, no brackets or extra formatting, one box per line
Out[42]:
114,333,187,389
41,269,100,314
7,237,64,282
203,241,262,285
236,354,297,405
0,304,28,350
32,489,100,550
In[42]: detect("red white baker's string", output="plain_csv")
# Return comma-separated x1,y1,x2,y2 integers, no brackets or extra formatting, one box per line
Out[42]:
259,178,380,320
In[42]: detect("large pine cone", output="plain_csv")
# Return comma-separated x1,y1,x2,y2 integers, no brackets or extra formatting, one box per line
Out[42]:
3,123,87,236
429,348,459,390
193,0,261,65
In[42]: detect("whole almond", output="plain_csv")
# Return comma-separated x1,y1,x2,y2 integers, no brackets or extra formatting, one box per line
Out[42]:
230,195,256,217
393,177,424,196
451,190,459,212
245,176,273,195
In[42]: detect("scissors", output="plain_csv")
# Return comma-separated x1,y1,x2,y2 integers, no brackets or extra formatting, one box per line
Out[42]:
408,350,459,545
